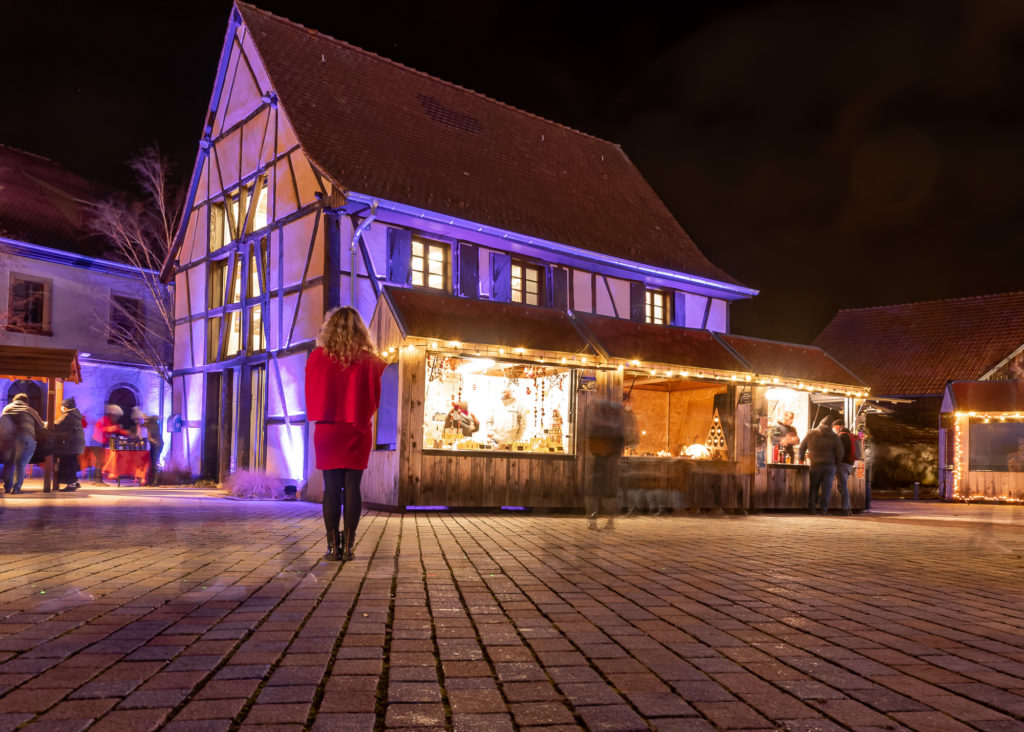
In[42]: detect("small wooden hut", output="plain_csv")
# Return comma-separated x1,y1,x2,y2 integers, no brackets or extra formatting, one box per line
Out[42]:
0,346,82,492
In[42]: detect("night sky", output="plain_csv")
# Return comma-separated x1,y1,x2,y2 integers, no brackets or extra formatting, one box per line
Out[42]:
4,0,1023,344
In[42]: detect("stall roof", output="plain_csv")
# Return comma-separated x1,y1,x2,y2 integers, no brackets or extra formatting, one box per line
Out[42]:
717,334,865,388
944,380,1024,414
572,313,748,374
382,287,596,356
0,346,81,383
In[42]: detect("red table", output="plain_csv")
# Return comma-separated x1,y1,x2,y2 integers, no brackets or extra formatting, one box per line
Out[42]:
101,449,150,485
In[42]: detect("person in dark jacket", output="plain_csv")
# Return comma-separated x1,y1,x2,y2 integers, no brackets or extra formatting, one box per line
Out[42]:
2,393,45,494
142,413,163,485
831,417,856,515
53,397,86,492
798,417,843,515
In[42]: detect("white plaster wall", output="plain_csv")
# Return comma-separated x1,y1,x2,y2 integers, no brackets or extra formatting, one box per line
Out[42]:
0,253,169,365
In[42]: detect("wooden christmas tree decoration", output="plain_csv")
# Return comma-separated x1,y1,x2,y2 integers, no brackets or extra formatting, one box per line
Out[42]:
704,409,728,458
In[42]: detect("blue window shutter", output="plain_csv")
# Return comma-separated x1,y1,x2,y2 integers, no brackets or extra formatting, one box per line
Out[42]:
375,363,399,449
629,282,646,322
457,242,479,298
386,228,412,284
551,267,568,310
491,252,512,302
673,291,686,327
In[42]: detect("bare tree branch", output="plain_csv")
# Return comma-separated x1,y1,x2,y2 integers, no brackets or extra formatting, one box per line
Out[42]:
88,146,182,386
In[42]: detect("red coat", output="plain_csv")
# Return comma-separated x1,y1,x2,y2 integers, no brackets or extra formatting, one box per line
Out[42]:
305,347,386,470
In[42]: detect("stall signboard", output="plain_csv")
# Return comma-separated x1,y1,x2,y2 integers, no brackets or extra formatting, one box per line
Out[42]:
422,355,574,453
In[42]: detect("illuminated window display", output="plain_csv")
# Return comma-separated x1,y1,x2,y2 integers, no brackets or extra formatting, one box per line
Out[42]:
423,355,574,453
757,387,810,464
623,382,732,459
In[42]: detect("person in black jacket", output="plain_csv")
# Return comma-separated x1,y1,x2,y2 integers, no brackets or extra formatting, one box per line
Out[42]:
53,397,86,492
798,417,843,515
2,393,45,494
831,417,856,515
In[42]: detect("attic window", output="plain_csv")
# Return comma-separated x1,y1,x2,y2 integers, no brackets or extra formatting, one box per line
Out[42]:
417,94,484,134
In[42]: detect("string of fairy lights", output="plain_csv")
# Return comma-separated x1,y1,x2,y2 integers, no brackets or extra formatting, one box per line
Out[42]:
951,411,1024,503
378,339,869,399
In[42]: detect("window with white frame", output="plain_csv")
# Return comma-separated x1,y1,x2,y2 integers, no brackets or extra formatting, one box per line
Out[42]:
411,238,449,291
209,180,268,253
646,290,669,325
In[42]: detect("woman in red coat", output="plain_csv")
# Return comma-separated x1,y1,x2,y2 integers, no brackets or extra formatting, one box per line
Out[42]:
305,306,386,561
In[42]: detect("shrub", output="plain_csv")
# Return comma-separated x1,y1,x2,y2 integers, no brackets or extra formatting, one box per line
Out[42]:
223,469,287,500
155,460,196,486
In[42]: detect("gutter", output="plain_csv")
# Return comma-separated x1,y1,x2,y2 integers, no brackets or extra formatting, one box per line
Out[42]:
349,201,377,306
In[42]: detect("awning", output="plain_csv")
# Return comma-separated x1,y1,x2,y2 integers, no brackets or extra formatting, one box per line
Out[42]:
380,286,597,356
572,313,747,374
944,380,1024,413
0,346,81,383
717,333,866,389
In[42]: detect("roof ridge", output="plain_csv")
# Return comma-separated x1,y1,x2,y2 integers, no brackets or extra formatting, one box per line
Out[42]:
234,1,616,148
0,142,74,171
834,290,1024,314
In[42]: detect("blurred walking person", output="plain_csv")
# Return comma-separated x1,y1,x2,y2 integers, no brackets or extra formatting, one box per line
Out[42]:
2,394,44,494
305,306,386,561
585,396,625,530
53,397,85,492
142,412,163,485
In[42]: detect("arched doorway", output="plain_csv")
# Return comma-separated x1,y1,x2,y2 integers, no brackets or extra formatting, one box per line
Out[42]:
6,380,43,415
107,386,138,431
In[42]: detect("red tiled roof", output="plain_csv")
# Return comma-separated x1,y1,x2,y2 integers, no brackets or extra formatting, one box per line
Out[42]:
813,292,1024,397
0,144,110,256
572,313,747,374
382,287,595,356
946,381,1024,414
236,2,742,288
718,333,865,388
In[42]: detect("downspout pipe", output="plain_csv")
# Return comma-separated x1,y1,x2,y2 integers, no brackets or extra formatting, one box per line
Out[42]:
349,201,378,307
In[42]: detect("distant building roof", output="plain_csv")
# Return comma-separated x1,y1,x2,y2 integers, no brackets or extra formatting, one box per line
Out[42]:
813,292,1024,397
235,2,743,290
944,381,1024,414
0,144,110,257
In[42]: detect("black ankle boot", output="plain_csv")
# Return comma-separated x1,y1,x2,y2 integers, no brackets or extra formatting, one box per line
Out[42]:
324,530,342,561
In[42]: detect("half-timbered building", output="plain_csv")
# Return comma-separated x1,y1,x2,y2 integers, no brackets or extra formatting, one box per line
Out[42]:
166,2,867,510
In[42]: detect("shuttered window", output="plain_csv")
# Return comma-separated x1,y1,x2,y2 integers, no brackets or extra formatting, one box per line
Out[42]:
411,238,449,291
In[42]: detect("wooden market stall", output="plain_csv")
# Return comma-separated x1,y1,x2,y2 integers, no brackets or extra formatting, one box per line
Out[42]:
941,380,1024,501
0,345,82,492
718,334,869,511
365,287,868,512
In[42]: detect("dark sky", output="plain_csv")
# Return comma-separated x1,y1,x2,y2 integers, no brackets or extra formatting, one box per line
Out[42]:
4,0,1024,343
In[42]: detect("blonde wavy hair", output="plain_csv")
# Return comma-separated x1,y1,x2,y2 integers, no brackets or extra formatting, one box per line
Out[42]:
317,306,377,366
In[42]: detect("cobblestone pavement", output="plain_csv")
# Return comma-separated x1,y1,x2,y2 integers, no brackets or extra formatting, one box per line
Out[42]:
1,486,1024,731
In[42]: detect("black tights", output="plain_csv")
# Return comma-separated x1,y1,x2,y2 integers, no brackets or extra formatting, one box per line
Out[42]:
322,468,363,544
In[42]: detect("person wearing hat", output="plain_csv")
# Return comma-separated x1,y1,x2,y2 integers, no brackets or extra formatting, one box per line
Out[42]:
53,397,86,491
1,393,45,494
92,404,127,447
